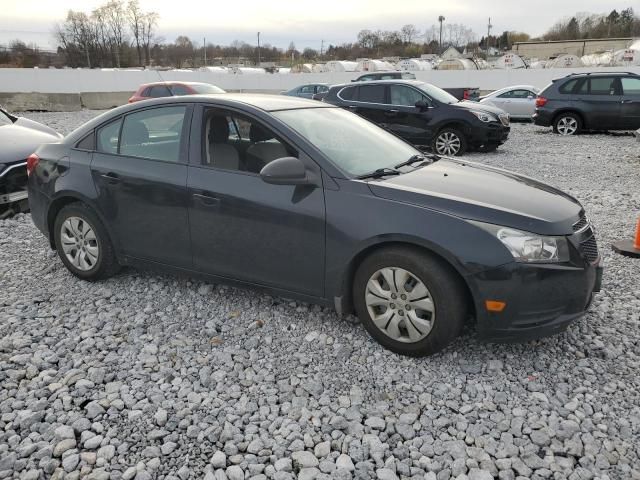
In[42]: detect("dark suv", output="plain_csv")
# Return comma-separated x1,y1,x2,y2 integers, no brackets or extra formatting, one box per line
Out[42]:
353,71,416,81
323,80,510,155
534,72,640,135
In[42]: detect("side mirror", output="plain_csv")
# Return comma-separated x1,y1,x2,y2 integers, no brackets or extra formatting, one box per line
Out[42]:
260,157,311,185
415,100,428,111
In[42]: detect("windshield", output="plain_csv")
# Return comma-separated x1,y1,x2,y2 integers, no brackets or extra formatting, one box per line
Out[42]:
273,107,421,177
191,84,226,94
416,83,458,104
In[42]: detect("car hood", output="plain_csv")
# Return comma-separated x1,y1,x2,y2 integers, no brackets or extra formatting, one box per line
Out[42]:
368,159,582,235
0,120,62,166
451,100,506,116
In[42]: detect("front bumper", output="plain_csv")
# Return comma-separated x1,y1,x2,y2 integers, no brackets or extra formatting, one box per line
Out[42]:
467,122,510,147
0,161,28,206
472,257,602,342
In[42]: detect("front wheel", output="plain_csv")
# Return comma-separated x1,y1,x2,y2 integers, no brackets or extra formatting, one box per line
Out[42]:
353,247,468,357
432,128,467,156
54,203,120,281
553,113,581,135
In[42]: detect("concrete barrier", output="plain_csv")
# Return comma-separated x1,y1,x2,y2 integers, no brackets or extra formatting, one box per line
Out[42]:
1,66,639,111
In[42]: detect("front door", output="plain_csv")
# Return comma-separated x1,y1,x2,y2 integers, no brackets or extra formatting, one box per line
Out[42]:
576,77,621,130
620,76,640,130
90,105,192,267
386,84,432,146
187,106,326,297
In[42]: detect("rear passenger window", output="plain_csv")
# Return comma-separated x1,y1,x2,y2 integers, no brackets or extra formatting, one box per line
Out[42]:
96,118,122,154
497,91,513,98
589,77,618,95
76,132,95,150
559,79,578,94
339,86,356,100
358,85,385,103
120,106,187,162
170,85,190,96
149,85,172,97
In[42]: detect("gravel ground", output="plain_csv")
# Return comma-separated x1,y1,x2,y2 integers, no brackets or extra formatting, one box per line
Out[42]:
1,111,639,480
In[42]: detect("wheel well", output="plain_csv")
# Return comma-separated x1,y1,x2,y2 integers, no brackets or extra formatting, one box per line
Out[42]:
47,197,81,248
553,110,584,127
436,122,467,137
341,241,476,323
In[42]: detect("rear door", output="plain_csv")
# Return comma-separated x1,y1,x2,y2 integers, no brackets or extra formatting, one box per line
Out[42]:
351,84,388,126
91,104,192,267
575,77,621,129
619,76,640,129
508,89,538,117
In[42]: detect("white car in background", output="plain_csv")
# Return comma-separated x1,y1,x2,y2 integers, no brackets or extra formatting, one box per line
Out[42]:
479,85,540,120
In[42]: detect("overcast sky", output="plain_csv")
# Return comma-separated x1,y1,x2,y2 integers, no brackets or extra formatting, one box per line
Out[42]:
0,0,633,52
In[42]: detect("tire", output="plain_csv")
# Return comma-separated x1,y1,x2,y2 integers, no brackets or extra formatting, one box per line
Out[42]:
53,202,120,281
353,247,468,357
553,113,582,135
432,128,468,156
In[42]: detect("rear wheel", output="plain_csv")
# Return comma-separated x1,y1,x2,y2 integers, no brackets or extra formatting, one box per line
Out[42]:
432,128,467,156
553,113,581,135
353,247,467,356
54,203,120,281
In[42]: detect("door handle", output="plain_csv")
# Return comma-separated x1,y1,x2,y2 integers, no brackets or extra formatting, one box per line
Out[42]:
100,173,121,184
621,99,635,104
193,193,220,207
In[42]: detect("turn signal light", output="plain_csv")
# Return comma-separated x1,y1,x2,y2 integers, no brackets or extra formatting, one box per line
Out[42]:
535,96,548,108
485,300,507,312
26,153,40,176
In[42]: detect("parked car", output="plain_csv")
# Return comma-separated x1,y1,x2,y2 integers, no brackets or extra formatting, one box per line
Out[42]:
353,71,417,81
534,72,640,135
322,80,510,155
28,94,601,356
0,106,62,218
282,84,329,99
128,81,225,103
479,85,540,119
353,73,478,100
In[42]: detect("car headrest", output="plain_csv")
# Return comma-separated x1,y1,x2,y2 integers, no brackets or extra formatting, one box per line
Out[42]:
209,116,230,143
122,120,149,145
249,123,274,143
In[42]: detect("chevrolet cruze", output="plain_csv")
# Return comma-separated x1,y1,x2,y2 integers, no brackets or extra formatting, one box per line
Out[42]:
27,94,602,356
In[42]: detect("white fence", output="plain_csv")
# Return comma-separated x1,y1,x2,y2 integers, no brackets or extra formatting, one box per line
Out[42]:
1,66,640,93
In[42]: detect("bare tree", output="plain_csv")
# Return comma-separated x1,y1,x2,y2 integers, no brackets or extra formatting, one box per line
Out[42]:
141,11,158,65
400,24,420,44
127,0,143,66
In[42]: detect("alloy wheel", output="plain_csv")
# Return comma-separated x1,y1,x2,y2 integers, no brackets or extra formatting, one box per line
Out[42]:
60,216,99,271
435,132,461,155
365,267,436,343
557,116,578,135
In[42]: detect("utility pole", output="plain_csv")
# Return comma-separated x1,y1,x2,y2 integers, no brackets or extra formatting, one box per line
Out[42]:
487,17,492,53
257,32,261,67
320,39,324,58
438,16,445,54
203,37,206,66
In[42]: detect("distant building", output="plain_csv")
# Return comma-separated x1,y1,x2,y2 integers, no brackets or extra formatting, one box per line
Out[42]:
513,38,634,60
441,46,464,60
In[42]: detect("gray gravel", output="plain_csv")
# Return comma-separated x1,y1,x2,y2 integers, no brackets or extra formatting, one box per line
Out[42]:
1,111,639,480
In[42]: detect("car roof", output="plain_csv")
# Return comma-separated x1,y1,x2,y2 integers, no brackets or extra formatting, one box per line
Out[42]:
330,79,425,89
65,94,333,144
139,81,213,88
563,72,639,78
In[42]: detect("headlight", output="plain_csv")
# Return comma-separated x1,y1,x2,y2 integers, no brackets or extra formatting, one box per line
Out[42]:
470,110,497,123
473,222,570,263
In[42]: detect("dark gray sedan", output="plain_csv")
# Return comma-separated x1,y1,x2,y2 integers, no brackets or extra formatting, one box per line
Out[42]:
27,95,602,356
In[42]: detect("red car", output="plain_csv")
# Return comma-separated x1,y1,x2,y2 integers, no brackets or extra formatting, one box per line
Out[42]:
128,81,225,103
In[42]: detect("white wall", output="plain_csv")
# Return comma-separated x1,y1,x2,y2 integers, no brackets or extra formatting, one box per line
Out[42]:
1,66,640,94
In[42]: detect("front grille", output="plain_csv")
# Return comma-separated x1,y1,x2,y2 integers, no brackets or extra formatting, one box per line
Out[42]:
499,114,510,126
573,214,588,232
580,235,599,264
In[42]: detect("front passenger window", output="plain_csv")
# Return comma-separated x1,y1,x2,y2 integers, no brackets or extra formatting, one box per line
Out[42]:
390,85,426,106
204,110,297,174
